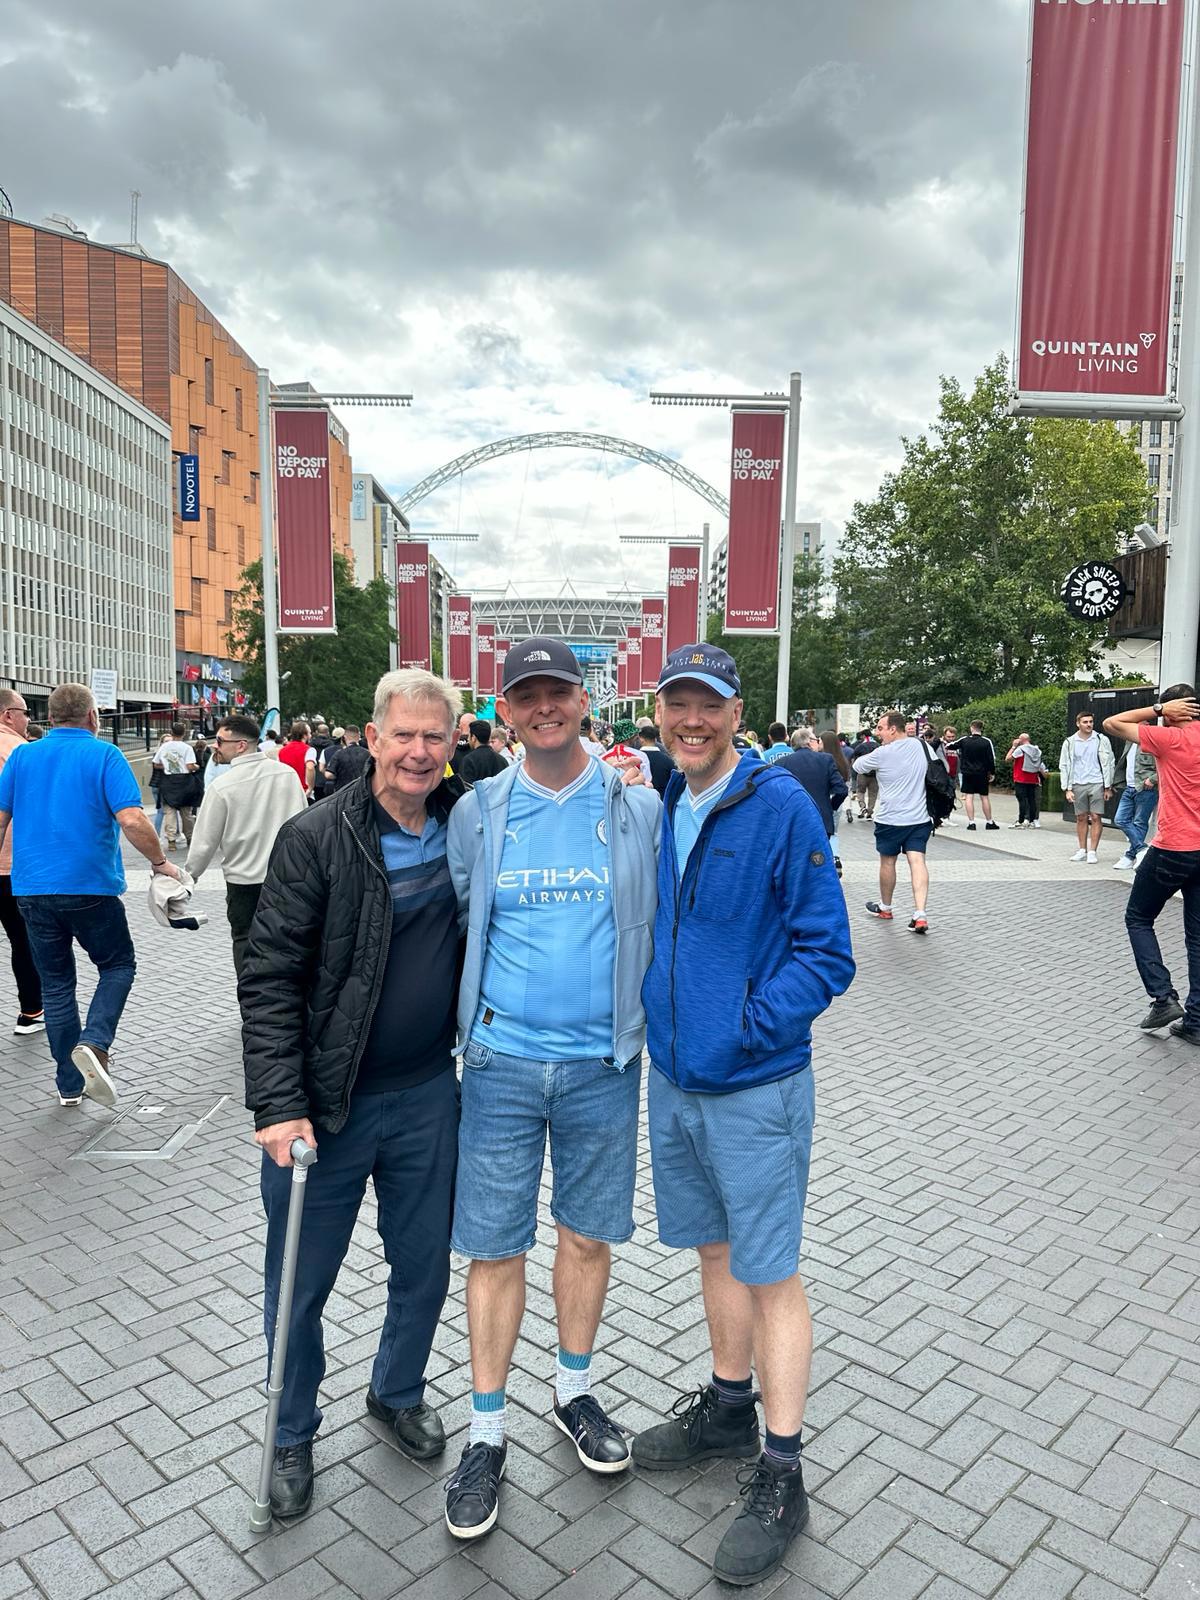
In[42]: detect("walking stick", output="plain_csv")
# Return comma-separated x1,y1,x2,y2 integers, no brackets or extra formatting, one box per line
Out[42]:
250,1138,318,1531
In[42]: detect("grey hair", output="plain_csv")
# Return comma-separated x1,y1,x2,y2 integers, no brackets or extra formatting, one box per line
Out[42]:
371,669,462,731
49,683,96,725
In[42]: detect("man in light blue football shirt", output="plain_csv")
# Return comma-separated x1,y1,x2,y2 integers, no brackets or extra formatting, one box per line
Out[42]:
444,637,661,1541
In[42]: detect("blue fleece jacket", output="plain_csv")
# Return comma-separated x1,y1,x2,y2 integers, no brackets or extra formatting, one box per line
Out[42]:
643,751,855,1093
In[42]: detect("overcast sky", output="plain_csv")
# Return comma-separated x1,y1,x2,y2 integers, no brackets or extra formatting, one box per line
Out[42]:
1,0,1029,598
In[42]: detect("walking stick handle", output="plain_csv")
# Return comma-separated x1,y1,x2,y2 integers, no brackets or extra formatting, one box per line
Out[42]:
290,1140,317,1169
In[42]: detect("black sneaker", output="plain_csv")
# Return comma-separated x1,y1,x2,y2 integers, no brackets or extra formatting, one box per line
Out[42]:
552,1393,631,1474
1142,998,1184,1031
365,1391,446,1460
966,823,976,831
863,902,894,921
269,1441,314,1519
14,1011,45,1035
712,1456,809,1586
632,1384,760,1471
908,916,928,935
985,821,1000,831
1169,1021,1200,1047
445,1441,506,1540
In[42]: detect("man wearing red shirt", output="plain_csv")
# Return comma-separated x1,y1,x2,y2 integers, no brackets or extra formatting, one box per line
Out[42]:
1103,687,1200,1038
279,722,311,794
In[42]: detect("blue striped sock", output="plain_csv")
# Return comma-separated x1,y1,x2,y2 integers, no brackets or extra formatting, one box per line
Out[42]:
556,1347,592,1407
469,1388,506,1448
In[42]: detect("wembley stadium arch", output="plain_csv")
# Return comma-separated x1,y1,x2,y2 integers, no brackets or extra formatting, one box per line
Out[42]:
396,432,729,518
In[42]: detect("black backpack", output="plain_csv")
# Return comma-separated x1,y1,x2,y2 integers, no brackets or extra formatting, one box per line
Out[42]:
923,746,956,828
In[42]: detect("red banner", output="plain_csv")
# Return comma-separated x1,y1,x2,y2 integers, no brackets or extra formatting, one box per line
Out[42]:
494,638,511,690
275,410,336,633
640,598,665,690
476,624,495,697
395,542,432,670
724,410,785,633
1017,0,1185,404
447,594,473,688
666,545,702,655
617,639,629,699
626,626,642,700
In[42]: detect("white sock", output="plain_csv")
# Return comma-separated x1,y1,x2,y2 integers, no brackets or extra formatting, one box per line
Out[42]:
555,1347,592,1407
469,1389,506,1448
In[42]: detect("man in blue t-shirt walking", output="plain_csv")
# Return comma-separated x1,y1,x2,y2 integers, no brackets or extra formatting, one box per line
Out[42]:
445,637,661,1541
0,682,182,1106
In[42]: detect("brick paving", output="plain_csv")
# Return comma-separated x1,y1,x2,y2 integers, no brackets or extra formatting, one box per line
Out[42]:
1,807,1199,1598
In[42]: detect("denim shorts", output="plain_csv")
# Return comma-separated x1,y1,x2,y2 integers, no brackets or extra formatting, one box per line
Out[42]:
648,1066,814,1286
452,1042,642,1259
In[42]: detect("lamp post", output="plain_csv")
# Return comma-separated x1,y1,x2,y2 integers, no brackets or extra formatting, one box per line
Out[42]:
650,373,802,722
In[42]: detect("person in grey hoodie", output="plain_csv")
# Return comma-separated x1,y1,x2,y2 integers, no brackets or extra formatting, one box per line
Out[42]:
185,714,307,976
443,637,660,1543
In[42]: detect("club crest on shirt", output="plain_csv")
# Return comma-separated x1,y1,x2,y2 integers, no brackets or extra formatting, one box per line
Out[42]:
596,818,607,845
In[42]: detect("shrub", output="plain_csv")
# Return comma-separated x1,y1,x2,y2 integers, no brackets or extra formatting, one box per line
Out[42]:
933,686,1073,789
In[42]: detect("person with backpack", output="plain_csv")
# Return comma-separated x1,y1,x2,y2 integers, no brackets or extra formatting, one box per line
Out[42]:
853,711,934,934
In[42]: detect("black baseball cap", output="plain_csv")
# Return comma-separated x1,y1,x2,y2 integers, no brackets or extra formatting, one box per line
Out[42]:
657,643,741,699
501,637,585,693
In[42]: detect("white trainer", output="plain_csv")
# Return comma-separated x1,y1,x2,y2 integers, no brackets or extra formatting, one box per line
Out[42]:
1086,850,1099,864
1071,848,1088,862
1113,855,1136,871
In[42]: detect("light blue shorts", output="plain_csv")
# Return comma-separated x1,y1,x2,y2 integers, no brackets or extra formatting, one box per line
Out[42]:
648,1067,815,1285
452,1042,642,1259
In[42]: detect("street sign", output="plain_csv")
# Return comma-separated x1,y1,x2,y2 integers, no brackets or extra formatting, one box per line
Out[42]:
89,667,119,710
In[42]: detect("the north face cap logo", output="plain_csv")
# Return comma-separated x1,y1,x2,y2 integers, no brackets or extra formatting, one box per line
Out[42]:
527,650,551,661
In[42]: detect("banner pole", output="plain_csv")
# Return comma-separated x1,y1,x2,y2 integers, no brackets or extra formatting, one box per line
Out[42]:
1161,0,1200,690
774,371,802,725
700,522,710,637
256,370,281,719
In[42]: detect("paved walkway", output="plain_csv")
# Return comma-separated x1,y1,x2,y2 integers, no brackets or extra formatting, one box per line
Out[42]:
1,799,1199,1599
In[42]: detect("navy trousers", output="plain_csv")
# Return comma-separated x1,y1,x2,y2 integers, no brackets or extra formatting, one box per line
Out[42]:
260,1070,458,1446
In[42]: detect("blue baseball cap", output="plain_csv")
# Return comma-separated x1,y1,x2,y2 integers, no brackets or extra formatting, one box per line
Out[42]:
657,644,741,699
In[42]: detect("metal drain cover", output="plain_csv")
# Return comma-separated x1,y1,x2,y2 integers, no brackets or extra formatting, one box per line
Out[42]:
71,1093,229,1164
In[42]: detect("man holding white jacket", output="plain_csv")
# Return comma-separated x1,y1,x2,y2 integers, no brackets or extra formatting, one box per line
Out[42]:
185,714,307,977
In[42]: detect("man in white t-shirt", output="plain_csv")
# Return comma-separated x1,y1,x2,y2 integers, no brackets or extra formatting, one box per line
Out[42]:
153,722,199,850
853,711,933,934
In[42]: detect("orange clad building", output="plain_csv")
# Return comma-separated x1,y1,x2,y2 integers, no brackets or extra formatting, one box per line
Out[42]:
0,215,352,695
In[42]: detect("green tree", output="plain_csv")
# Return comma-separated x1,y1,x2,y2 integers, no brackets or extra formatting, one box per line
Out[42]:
833,355,1151,709
227,553,396,725
706,560,855,733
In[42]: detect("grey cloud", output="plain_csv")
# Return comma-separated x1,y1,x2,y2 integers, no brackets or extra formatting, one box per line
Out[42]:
0,0,1036,573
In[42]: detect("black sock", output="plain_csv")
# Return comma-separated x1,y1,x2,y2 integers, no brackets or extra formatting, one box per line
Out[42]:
711,1372,755,1411
763,1427,802,1469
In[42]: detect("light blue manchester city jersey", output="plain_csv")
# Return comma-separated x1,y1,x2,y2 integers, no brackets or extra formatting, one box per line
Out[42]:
473,760,616,1060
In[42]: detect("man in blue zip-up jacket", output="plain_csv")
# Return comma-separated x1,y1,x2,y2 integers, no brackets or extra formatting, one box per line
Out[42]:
632,644,854,1589
444,637,661,1542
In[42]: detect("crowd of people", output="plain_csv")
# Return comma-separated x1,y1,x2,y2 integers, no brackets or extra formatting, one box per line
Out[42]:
2,650,1198,1587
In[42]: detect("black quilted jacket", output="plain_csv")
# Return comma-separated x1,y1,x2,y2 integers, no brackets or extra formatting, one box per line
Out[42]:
239,766,463,1133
